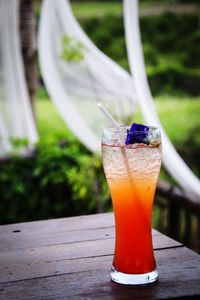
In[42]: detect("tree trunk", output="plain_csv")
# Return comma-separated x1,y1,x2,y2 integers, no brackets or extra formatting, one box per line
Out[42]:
19,0,37,118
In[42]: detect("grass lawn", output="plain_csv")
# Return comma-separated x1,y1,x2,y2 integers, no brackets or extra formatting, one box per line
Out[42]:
35,90,75,145
36,90,200,148
35,1,152,19
71,1,161,19
155,95,200,144
134,94,200,145
71,1,196,19
35,90,200,188
72,1,123,18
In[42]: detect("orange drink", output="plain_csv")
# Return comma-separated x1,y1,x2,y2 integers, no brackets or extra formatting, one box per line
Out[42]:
102,125,162,285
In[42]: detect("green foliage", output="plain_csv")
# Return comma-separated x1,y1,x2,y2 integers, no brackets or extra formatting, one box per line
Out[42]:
140,13,200,94
1,94,200,224
177,126,200,178
60,35,87,63
0,93,110,225
79,13,200,95
71,1,123,19
2,5,200,224
0,137,31,157
0,141,110,225
10,138,29,149
130,94,200,181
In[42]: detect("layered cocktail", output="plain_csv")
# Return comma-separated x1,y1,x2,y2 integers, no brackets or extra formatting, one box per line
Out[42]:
102,124,162,285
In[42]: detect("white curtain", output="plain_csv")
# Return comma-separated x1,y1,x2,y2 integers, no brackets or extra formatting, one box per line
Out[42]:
38,0,137,153
0,0,38,157
124,0,200,202
38,0,200,201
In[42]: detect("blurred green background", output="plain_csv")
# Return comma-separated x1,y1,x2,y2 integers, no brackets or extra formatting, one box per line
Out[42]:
0,0,200,226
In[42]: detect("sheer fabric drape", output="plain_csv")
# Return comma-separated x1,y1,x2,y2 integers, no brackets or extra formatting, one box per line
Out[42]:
39,0,200,201
38,0,136,153
0,0,38,157
124,0,200,201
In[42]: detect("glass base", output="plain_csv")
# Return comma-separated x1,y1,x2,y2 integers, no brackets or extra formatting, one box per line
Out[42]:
111,266,158,285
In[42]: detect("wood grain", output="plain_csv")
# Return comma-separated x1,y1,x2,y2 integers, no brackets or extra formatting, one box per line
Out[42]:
0,232,181,284
0,213,115,235
0,225,180,252
0,212,199,300
0,247,200,300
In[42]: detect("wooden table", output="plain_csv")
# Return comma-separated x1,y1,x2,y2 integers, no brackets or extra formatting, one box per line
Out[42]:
0,213,200,299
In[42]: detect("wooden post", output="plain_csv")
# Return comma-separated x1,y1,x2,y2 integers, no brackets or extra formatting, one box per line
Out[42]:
197,216,200,252
183,210,191,246
19,0,37,118
168,202,180,241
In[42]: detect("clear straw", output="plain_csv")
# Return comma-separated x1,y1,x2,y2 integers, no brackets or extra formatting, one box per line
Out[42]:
97,103,121,129
97,106,149,228
97,102,124,144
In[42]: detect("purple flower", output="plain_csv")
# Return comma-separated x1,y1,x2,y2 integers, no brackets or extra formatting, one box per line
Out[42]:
125,123,150,145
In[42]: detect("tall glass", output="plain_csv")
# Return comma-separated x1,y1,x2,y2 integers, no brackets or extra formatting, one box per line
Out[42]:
102,126,162,285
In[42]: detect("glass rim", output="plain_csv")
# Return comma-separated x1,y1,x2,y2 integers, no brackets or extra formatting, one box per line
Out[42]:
103,125,160,134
